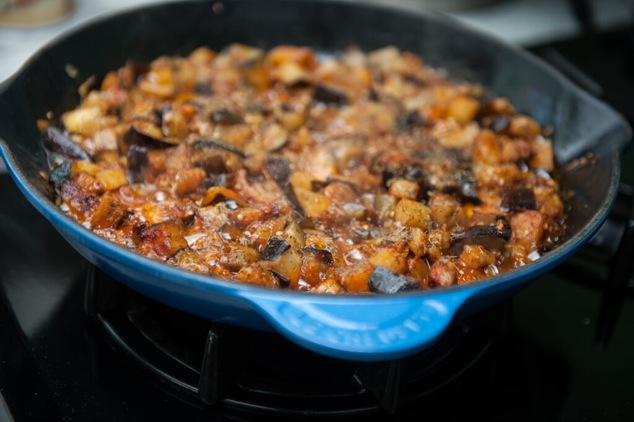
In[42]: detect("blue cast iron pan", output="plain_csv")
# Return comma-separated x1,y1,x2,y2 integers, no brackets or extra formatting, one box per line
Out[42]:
0,0,630,361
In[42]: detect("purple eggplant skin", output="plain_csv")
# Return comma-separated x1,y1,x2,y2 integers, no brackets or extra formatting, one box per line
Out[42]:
313,84,348,106
191,139,246,159
449,216,512,256
303,246,334,266
194,81,213,95
212,109,244,125
42,127,91,161
123,122,172,149
265,157,292,185
48,160,72,187
127,144,150,184
480,114,511,133
457,180,481,204
396,110,425,132
261,236,292,261
265,157,306,218
196,155,229,176
369,266,422,294
500,187,537,212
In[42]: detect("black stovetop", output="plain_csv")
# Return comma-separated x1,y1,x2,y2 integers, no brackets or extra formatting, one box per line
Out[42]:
2,28,634,422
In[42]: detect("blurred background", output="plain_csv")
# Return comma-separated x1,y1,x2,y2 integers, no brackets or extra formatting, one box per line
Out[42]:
0,0,630,83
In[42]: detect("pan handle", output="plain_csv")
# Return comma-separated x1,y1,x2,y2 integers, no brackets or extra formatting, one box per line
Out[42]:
244,289,473,361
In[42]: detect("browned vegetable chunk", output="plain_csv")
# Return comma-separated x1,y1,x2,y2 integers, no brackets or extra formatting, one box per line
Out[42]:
139,220,188,258
510,210,547,250
47,44,568,293
91,194,127,230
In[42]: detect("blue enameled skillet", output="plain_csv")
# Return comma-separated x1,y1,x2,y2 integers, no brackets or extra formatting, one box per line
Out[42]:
0,0,630,361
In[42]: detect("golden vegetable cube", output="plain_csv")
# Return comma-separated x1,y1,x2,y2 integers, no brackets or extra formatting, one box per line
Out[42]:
95,168,128,191
294,187,331,218
394,199,431,229
388,178,420,200
448,95,480,125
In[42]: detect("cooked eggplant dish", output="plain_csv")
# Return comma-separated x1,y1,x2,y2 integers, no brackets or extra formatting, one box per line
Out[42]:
43,45,567,293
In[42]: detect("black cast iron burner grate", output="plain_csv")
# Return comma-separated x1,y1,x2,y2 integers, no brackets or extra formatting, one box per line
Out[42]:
84,266,509,418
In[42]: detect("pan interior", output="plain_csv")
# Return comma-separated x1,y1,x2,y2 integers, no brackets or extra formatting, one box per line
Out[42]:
0,0,626,283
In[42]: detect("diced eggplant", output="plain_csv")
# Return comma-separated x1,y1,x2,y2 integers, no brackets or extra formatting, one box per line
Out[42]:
219,245,259,271
269,269,291,288
261,236,291,261
265,157,292,185
127,144,149,184
124,120,177,148
190,142,234,183
303,246,334,266
313,84,348,106
200,186,248,207
379,162,427,198
42,127,91,161
500,187,536,212
174,167,206,196
396,110,425,132
139,220,188,258
283,221,305,249
194,81,213,95
182,214,196,227
368,87,380,102
300,247,335,286
449,216,511,256
48,161,72,187
458,180,480,204
310,180,329,192
212,109,244,125
195,154,228,176
442,170,480,204
152,106,170,126
265,158,306,217
478,98,514,118
202,173,228,188
263,223,304,287
368,266,422,294
91,194,128,230
484,114,511,133
190,139,246,159
374,194,397,222
293,187,329,218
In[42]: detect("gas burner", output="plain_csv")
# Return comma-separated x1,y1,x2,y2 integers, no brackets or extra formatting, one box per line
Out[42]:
84,265,509,418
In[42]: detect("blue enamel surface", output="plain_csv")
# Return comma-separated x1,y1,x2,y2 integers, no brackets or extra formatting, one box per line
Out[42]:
245,290,474,360
0,140,601,360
